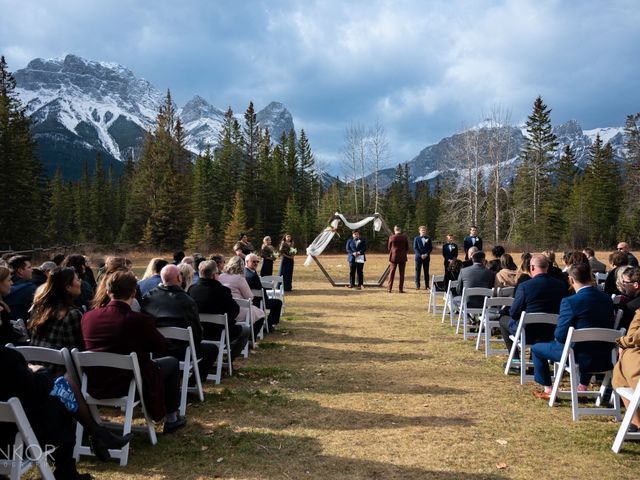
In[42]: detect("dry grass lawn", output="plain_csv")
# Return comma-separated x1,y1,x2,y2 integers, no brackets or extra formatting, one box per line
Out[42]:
68,253,640,479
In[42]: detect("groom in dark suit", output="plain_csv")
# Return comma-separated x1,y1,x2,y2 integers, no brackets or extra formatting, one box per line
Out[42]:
413,226,433,290
388,225,410,293
346,230,366,289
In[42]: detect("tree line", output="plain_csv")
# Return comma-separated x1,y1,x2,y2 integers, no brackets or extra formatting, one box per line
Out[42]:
2,54,639,252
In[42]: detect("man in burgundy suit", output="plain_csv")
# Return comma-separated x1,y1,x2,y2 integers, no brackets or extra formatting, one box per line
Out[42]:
387,225,410,293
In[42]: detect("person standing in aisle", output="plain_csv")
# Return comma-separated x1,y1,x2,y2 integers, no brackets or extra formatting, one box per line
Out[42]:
413,226,433,290
346,230,367,289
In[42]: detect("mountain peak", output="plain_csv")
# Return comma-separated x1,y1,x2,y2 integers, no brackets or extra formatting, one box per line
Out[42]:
257,101,294,140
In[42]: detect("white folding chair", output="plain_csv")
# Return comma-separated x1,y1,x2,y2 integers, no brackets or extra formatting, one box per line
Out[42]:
234,298,254,356
595,272,607,291
7,345,78,385
456,287,493,341
548,326,624,421
157,326,204,416
427,274,446,314
475,296,513,357
72,350,157,466
496,286,515,297
504,312,559,385
262,275,285,312
251,289,269,340
199,313,232,383
612,383,640,453
0,397,56,480
441,280,459,326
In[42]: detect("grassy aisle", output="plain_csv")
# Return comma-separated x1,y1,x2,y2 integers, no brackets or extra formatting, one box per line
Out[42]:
84,254,638,479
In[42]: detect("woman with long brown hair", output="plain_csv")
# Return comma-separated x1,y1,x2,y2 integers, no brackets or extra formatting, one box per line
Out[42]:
0,266,16,344
29,267,84,353
92,256,135,309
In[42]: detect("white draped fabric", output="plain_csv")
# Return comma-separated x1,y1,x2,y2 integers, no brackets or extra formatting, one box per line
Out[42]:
304,212,383,266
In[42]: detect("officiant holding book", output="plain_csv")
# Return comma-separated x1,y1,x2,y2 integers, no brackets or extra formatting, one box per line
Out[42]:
346,230,367,289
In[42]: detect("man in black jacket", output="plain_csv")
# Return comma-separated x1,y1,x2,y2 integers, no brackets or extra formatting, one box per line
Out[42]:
142,264,217,383
244,254,283,331
188,260,250,360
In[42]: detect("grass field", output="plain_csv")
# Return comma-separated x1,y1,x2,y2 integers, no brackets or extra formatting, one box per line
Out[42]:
69,252,640,479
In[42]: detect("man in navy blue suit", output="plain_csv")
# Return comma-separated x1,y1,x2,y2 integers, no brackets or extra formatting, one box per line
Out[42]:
463,226,482,260
442,234,459,271
346,230,366,289
413,226,433,290
498,254,568,361
531,263,615,400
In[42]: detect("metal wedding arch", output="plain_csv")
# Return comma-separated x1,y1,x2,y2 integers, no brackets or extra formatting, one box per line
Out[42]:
303,212,393,287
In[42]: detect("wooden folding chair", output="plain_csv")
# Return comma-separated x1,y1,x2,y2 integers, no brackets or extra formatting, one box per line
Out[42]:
475,296,513,357
157,326,204,416
427,274,446,314
456,287,493,341
0,397,56,480
72,350,157,466
548,326,624,421
504,312,559,385
199,313,232,383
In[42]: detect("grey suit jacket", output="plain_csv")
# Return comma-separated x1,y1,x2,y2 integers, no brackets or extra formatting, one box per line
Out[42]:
456,263,495,307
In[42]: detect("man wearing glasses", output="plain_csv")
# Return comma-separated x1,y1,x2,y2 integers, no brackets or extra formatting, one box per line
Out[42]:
620,267,640,331
617,242,639,267
244,254,282,332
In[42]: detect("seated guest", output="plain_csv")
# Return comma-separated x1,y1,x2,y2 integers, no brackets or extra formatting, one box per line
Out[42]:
138,258,168,296
260,236,276,277
491,245,506,260
177,262,195,291
495,253,518,288
515,253,532,287
83,257,97,290
584,247,606,274
531,263,615,399
92,256,141,311
51,253,66,266
188,260,250,361
0,266,20,345
62,254,96,310
219,256,265,337
0,346,132,478
245,253,283,331
455,251,495,308
499,254,568,361
82,271,186,433
619,267,640,331
29,268,85,367
613,310,640,430
444,259,463,290
141,265,216,384
192,254,206,285
5,255,37,321
461,246,479,268
542,250,567,285
32,261,56,287
487,259,501,274
618,241,639,267
605,250,629,296
173,251,185,265
210,254,226,273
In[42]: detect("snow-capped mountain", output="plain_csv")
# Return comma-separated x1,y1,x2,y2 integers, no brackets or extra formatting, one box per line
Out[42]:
368,119,627,190
14,54,296,179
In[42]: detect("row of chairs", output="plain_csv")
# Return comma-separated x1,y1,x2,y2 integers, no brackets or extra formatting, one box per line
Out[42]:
0,275,287,476
427,273,638,453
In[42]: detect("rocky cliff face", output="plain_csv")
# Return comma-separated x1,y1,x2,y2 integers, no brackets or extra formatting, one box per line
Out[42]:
14,54,296,179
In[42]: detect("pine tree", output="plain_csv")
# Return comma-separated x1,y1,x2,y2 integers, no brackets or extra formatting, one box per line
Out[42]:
241,102,259,226
621,113,640,242
545,144,578,246
517,96,558,244
582,135,621,246
187,147,215,250
0,56,43,249
47,169,74,244
224,191,248,249
75,160,92,242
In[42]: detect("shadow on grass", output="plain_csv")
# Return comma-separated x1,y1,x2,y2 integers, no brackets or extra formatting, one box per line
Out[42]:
290,326,415,344
269,343,432,364
87,422,507,479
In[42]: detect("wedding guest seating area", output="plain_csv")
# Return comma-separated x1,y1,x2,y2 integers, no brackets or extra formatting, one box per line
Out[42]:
1,247,640,479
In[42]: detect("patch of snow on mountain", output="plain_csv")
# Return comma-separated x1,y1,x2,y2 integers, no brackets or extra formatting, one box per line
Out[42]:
583,127,624,144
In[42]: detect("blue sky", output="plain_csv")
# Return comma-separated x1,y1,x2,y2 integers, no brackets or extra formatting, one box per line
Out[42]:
1,0,639,174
